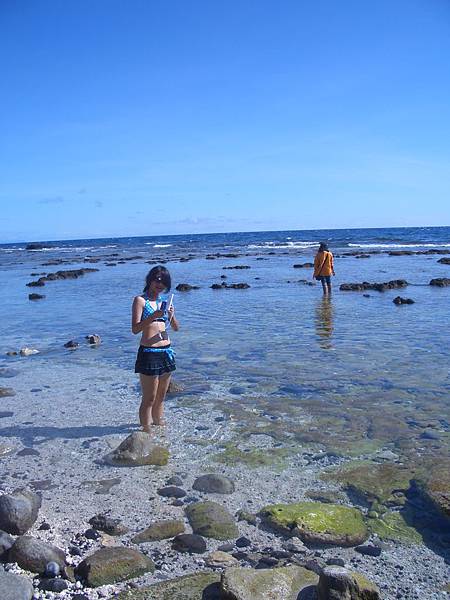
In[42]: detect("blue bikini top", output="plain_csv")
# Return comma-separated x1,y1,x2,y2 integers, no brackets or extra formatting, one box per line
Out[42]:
141,295,167,322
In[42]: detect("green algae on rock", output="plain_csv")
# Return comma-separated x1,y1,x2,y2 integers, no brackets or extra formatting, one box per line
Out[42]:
368,510,423,544
259,502,368,546
318,566,380,600
212,443,289,469
322,461,414,506
75,547,154,587
221,566,318,600
185,501,238,540
104,432,169,467
132,519,185,543
116,571,221,600
414,463,450,521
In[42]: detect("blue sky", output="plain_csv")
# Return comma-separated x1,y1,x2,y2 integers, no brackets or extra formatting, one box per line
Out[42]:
1,0,450,242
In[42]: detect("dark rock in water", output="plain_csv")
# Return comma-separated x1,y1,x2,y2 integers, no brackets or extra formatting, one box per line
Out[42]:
211,282,250,290
84,528,101,540
132,519,185,543
89,514,129,536
0,571,34,600
235,536,252,548
223,265,251,270
317,566,381,600
26,243,49,250
218,542,235,552
430,277,450,287
193,474,235,495
28,293,45,300
9,536,65,573
85,334,101,345
75,547,154,587
38,521,51,531
39,578,68,592
26,268,99,288
104,432,169,467
355,544,382,557
293,263,314,268
17,448,40,457
340,280,408,292
420,429,441,440
229,386,246,395
326,557,346,566
166,475,184,486
393,296,415,305
0,368,19,378
176,283,200,291
437,257,450,265
0,488,41,535
185,501,238,540
0,411,14,418
0,530,15,558
64,340,79,349
157,486,187,498
172,533,207,554
0,387,15,398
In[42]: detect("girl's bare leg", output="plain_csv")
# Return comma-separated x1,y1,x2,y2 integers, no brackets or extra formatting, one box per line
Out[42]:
321,280,328,295
152,373,172,425
139,374,159,432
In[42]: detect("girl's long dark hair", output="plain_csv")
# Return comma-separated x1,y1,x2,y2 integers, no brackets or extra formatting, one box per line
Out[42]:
143,266,172,294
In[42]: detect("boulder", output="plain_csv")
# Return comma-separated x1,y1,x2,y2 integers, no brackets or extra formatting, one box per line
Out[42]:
0,571,34,600
220,566,318,600
88,514,129,536
317,566,380,600
430,278,450,287
9,536,65,573
104,432,169,466
132,520,185,543
75,547,154,587
259,502,368,546
185,501,238,540
0,488,41,534
437,258,450,265
193,474,235,495
172,533,207,554
157,486,187,498
0,530,15,558
205,550,239,568
115,571,221,599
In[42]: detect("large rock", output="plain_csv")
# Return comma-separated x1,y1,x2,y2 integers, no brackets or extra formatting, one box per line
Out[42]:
193,474,235,494
259,502,368,546
9,536,65,573
0,530,15,558
430,278,450,287
414,464,450,520
172,533,207,554
317,566,380,599
132,519,185,543
185,501,238,540
75,546,154,587
116,571,221,599
221,566,318,600
0,488,41,534
104,432,169,466
0,571,34,600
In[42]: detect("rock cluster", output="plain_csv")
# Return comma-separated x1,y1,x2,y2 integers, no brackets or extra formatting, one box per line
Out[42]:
340,280,408,292
211,282,250,290
26,268,99,287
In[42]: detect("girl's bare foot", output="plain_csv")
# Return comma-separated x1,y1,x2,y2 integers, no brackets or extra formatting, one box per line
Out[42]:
141,425,152,433
151,420,167,427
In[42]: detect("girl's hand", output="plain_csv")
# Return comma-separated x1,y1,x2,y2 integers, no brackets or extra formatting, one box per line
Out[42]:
152,309,164,320
168,306,175,320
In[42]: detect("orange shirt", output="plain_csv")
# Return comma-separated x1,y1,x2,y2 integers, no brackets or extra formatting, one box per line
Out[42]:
314,251,334,277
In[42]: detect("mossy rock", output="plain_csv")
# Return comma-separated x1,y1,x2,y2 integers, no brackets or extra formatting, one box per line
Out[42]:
104,432,169,467
213,444,289,469
318,566,380,600
75,547,154,587
322,461,414,505
221,566,318,600
414,464,450,520
132,520,185,543
368,510,423,544
185,501,238,540
116,571,221,599
260,502,368,546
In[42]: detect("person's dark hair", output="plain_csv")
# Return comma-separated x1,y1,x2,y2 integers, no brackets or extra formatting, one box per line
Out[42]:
318,242,329,252
143,266,171,293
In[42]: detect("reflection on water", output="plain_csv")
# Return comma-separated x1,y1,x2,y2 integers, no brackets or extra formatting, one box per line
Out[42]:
315,297,334,349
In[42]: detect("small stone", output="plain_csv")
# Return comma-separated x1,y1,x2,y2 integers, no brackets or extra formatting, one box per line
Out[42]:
166,475,183,486
0,488,42,535
64,340,79,349
39,578,68,592
205,550,239,568
192,474,235,494
89,514,129,536
157,486,187,498
218,542,235,552
44,561,60,577
235,536,251,548
84,528,101,540
326,557,346,567
38,522,51,531
282,537,308,554
86,334,101,345
355,545,382,557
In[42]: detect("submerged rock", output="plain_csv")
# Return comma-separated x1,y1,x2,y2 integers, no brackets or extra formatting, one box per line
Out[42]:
0,488,41,535
205,550,239,568
172,533,207,554
85,334,101,345
75,547,154,587
259,502,368,546
0,530,15,558
19,347,39,356
340,280,408,292
221,566,318,600
393,296,415,305
193,474,235,495
157,486,187,498
28,293,45,300
89,514,129,536
132,519,185,543
104,432,169,467
0,387,15,397
317,566,380,600
430,277,450,287
115,571,221,599
414,465,450,520
0,571,34,600
176,283,200,291
185,501,238,540
9,536,65,573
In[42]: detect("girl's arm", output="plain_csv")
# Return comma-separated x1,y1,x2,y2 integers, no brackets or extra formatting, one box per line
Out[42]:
168,306,180,332
131,296,163,334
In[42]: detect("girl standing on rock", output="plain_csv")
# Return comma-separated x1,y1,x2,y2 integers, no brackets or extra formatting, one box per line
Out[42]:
313,243,335,295
132,266,179,431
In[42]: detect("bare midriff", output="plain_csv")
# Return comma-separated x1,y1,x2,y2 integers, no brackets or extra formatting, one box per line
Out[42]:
140,301,170,348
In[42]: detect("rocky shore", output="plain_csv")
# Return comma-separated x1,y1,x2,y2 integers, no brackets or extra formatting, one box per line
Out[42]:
0,359,448,600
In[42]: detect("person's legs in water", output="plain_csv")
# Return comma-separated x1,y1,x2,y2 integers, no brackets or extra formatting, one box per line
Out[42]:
320,277,328,295
326,279,332,295
152,372,172,426
139,374,159,432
